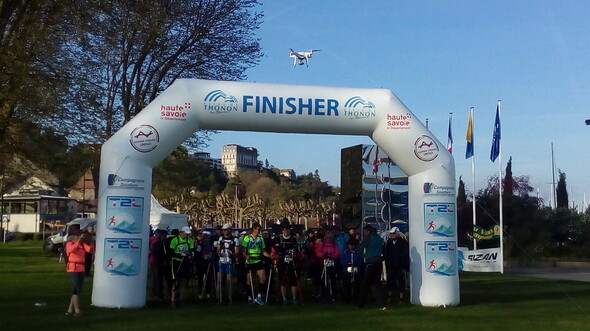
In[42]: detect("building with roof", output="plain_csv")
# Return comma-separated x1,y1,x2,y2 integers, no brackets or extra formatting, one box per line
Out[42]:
221,144,259,177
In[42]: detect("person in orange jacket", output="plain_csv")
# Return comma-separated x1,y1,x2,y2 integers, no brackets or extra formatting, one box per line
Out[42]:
65,229,94,316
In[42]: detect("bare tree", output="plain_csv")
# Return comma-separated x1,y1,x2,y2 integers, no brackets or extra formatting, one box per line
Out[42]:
67,0,263,144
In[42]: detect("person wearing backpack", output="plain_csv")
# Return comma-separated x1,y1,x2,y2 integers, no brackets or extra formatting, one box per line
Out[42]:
169,226,194,307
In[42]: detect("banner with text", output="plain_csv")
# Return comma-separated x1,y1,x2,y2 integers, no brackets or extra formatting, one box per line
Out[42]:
458,247,501,272
473,224,500,240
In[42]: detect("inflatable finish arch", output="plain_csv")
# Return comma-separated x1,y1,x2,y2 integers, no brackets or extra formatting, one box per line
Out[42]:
92,79,459,308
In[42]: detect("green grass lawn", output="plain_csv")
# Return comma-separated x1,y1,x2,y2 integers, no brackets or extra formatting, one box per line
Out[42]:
1,241,589,331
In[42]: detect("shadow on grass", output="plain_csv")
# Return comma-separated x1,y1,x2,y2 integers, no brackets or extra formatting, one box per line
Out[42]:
459,272,590,306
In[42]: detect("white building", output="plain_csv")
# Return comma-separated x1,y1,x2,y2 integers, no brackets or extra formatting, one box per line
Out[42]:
193,152,223,171
221,144,259,177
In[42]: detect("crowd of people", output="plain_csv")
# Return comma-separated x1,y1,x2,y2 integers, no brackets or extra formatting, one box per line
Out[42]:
148,221,410,310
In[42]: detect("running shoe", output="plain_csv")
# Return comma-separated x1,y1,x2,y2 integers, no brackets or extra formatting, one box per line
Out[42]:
254,297,265,305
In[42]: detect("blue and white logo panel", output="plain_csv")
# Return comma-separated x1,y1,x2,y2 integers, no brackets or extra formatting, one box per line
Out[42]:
106,196,143,234
103,238,142,276
424,203,455,237
425,241,456,276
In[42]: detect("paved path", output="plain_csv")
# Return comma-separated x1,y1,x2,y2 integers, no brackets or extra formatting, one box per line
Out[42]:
505,266,590,283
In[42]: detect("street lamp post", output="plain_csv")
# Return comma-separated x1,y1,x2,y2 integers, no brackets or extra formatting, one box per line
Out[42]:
233,181,241,227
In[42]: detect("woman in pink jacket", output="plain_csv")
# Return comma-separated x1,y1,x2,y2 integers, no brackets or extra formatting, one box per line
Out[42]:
314,230,340,302
65,229,94,316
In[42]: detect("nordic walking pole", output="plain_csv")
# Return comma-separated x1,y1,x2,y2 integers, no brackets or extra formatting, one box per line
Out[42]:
265,262,273,303
201,261,210,297
228,275,232,304
248,268,255,301
294,266,304,305
218,271,223,304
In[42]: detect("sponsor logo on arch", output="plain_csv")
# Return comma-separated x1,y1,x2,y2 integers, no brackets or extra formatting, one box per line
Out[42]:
414,135,439,161
160,102,191,121
130,124,159,153
203,90,239,114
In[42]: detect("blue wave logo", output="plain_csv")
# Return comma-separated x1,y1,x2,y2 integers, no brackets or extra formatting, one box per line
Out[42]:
343,96,376,119
204,90,237,103
345,96,376,109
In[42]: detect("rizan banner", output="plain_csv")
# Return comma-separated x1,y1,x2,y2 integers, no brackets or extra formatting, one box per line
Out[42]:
458,247,501,272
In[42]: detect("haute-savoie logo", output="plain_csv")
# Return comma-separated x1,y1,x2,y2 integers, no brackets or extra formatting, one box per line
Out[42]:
160,102,190,121
387,113,412,130
343,96,376,119
130,125,159,153
204,90,238,114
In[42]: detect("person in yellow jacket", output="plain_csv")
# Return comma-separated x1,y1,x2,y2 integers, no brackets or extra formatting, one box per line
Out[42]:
169,226,195,307
241,222,272,305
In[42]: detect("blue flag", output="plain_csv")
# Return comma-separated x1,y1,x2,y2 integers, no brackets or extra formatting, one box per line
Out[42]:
447,114,453,154
465,109,474,159
490,103,501,162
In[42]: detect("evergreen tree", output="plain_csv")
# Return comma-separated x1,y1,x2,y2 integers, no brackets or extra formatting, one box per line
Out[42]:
504,156,514,198
556,169,569,208
457,176,467,206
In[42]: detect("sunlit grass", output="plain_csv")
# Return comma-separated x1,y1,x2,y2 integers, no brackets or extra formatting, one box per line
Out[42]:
1,242,589,331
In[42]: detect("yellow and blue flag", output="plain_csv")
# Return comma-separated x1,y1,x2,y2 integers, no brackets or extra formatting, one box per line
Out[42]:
465,108,474,159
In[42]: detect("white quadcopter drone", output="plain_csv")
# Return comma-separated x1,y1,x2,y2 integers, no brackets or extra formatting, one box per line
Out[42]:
289,48,321,67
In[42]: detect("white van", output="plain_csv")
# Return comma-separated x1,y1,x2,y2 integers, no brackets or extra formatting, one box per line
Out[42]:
44,217,97,253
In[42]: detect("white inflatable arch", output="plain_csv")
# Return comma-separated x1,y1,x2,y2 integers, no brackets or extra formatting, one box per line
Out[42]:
92,79,459,308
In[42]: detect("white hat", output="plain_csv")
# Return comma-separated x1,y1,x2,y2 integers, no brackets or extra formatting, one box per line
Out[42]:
389,227,400,234
240,231,247,235
222,223,232,230
202,230,211,236
181,226,191,233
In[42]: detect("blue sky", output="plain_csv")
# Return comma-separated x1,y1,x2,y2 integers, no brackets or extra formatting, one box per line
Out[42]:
202,0,590,208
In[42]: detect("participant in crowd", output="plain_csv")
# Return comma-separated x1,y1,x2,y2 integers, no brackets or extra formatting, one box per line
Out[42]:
315,229,340,302
241,222,272,305
273,221,302,305
168,226,194,308
261,229,274,298
163,228,179,300
355,224,386,310
195,230,215,300
149,229,168,300
83,226,96,277
65,229,94,316
309,232,323,300
348,227,360,241
303,230,316,280
216,223,239,304
236,230,248,297
383,226,409,304
340,238,363,304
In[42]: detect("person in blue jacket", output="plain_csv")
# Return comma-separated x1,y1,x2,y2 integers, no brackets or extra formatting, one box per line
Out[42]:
355,225,386,310
340,238,364,304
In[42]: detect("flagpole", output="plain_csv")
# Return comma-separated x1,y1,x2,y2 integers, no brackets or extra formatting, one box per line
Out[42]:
497,100,504,274
469,107,477,250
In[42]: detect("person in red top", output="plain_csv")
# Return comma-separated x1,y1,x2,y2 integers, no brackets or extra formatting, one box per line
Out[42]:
314,229,340,302
65,229,94,316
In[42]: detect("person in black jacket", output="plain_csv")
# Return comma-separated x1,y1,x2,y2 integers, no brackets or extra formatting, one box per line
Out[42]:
382,227,409,304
